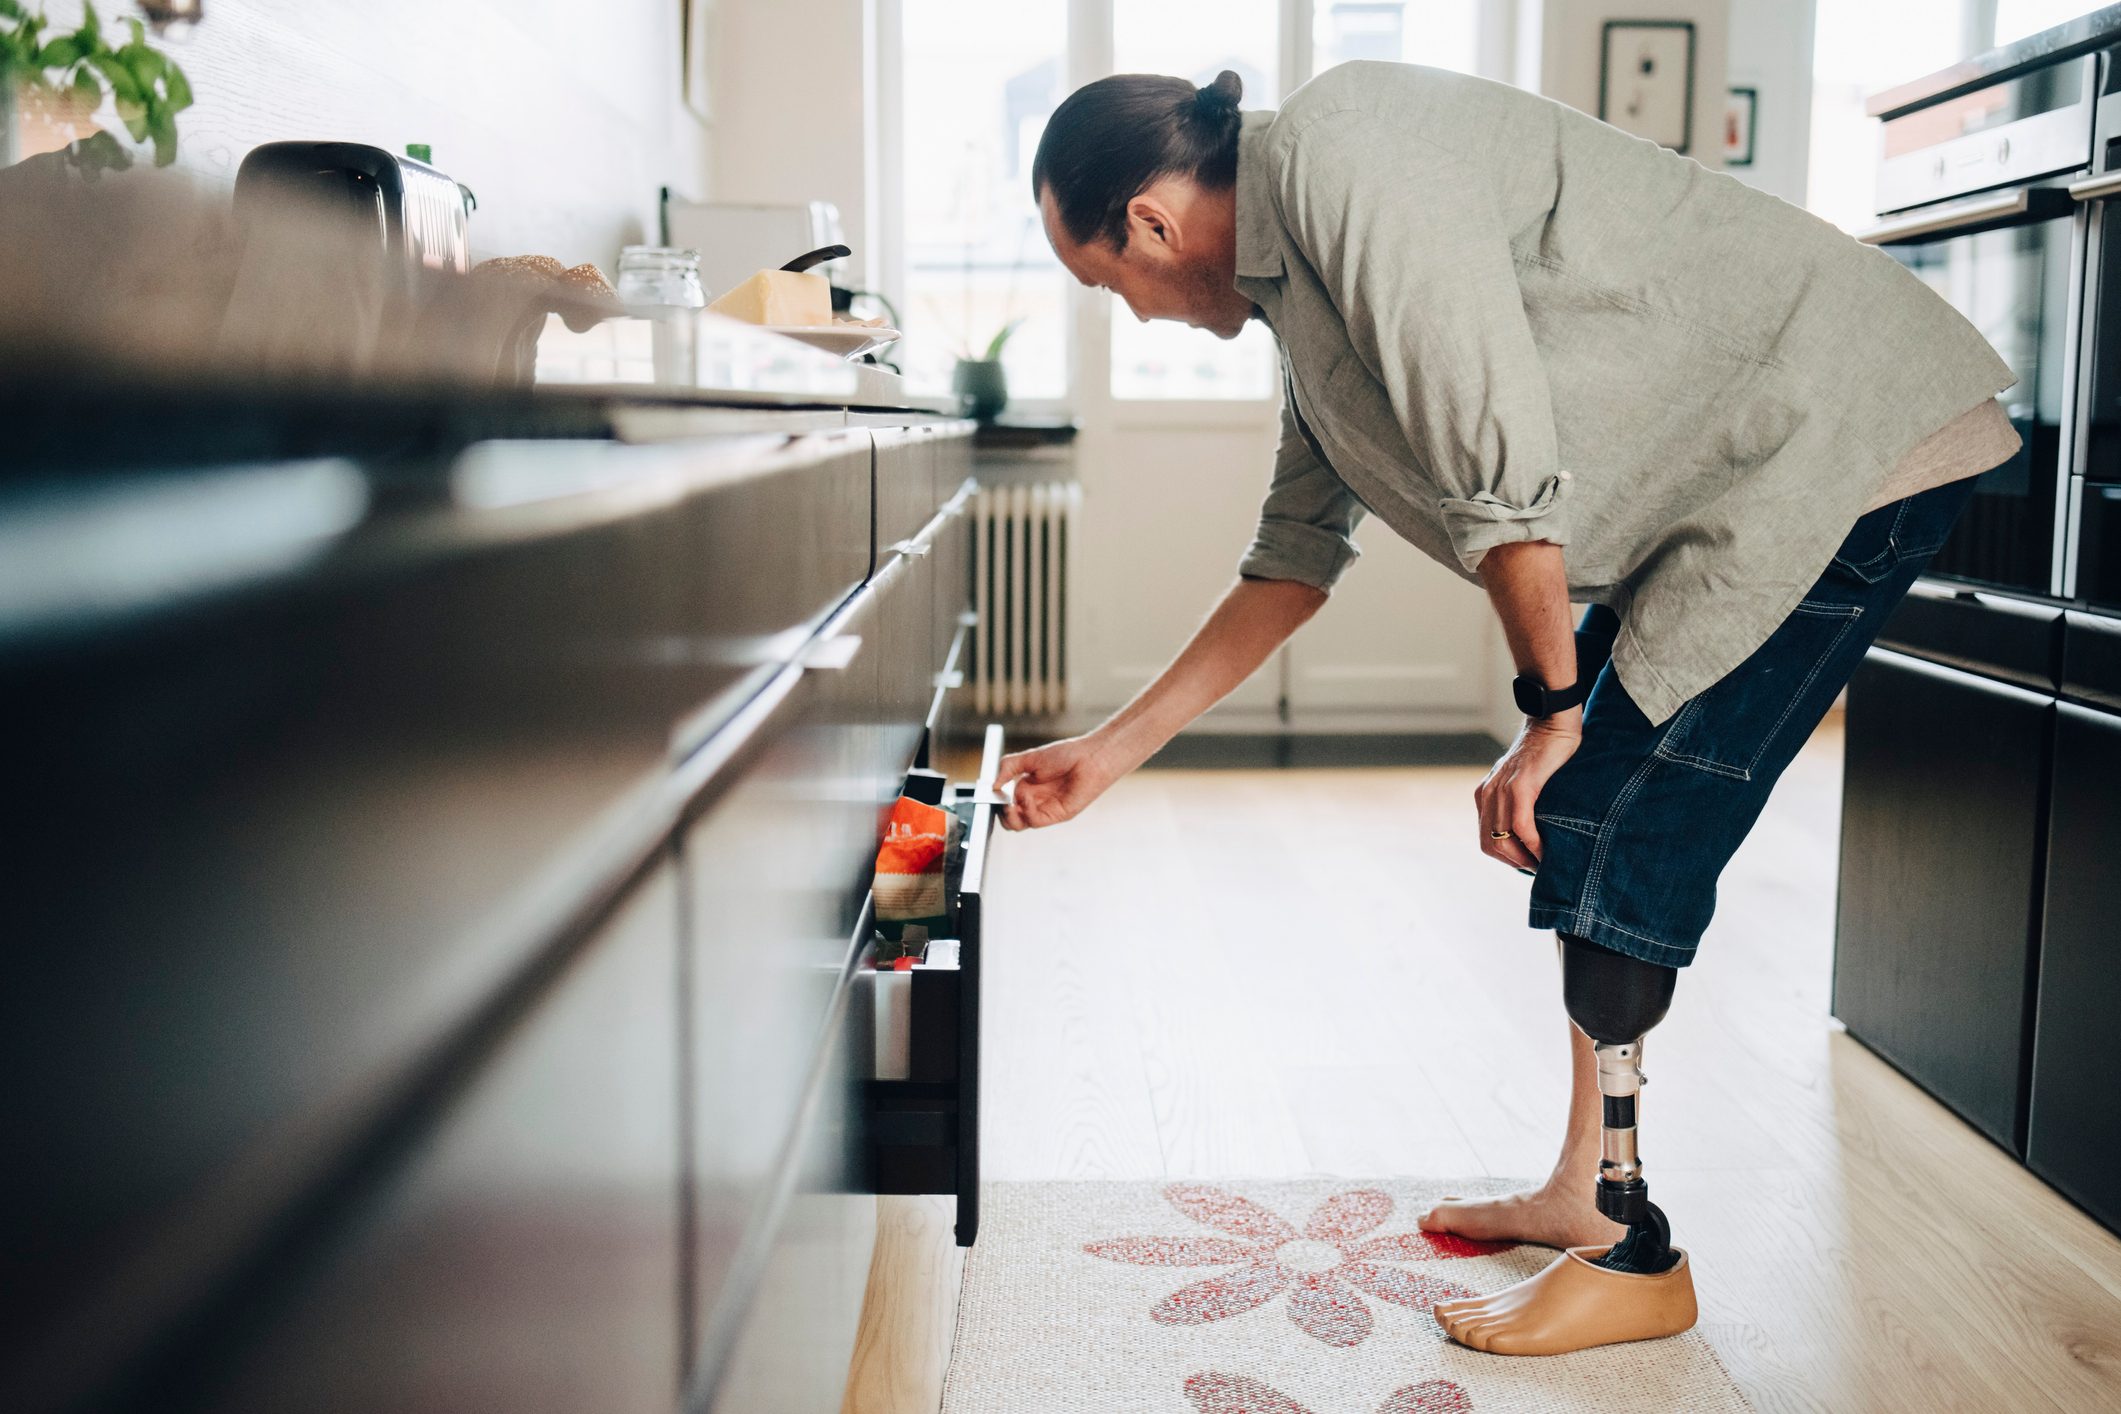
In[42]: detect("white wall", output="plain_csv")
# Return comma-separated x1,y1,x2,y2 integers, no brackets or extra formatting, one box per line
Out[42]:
1726,0,1817,208
709,0,880,290
1517,0,1731,174
29,0,713,268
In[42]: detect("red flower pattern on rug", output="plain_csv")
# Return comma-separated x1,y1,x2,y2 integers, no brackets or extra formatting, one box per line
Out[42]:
1084,1184,1516,1348
1184,1370,1474,1414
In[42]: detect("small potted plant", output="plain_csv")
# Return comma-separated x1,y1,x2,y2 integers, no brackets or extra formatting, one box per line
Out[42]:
0,1,193,172
952,317,1022,423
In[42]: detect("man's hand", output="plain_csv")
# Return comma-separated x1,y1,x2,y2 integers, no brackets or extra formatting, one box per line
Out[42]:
994,734,1122,832
1475,710,1581,871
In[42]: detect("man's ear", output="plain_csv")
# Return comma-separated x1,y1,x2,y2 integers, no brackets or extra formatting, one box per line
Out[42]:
1126,192,1181,252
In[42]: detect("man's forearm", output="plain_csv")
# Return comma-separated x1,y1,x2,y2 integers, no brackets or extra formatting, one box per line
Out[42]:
1478,540,1580,723
1097,575,1328,769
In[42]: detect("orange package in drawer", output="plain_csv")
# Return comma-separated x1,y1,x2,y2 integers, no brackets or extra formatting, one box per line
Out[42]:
874,795,954,936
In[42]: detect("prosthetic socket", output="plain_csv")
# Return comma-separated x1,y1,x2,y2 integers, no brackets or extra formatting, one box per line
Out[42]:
1560,935,1680,1275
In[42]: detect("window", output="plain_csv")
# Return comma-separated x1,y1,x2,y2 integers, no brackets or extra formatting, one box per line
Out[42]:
1108,0,1282,400
1993,2,2099,48
1311,0,1480,79
886,0,1500,409
897,0,1069,401
1806,0,1969,232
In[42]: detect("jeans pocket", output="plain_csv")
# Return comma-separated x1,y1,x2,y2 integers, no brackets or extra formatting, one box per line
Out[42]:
1655,599,1866,780
1829,498,1911,586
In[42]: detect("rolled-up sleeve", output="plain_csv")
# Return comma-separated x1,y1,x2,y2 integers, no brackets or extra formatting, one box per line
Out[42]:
1276,109,1568,573
1237,372,1367,590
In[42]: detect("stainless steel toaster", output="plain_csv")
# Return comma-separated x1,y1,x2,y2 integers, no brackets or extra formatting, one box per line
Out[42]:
234,141,473,274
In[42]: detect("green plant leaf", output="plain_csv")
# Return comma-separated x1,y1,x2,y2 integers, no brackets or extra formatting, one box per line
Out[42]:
127,16,143,48
982,317,1026,362
163,55,190,110
125,47,161,98
79,0,100,48
147,101,175,165
72,65,99,103
69,128,132,177
89,50,141,103
36,34,83,68
114,93,146,141
0,1,29,21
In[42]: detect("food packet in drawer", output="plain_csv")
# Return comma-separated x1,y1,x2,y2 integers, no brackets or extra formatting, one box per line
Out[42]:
874,795,956,942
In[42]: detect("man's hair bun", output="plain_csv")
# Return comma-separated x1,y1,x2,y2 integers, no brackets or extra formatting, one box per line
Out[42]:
1198,69,1243,115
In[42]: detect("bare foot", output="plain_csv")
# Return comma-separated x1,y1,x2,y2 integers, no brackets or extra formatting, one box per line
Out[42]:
1417,1183,1625,1250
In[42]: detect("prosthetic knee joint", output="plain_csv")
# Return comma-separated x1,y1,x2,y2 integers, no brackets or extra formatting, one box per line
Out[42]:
1561,934,1680,1274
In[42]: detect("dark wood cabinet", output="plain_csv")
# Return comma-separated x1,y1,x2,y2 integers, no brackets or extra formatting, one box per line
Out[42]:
1834,649,2054,1153
2026,703,2121,1231
192,864,687,1414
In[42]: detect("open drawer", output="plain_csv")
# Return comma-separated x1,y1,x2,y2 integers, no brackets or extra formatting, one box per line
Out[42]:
865,723,1004,1246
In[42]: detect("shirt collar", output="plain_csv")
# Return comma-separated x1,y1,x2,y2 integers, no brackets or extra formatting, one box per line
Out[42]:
1233,109,1285,281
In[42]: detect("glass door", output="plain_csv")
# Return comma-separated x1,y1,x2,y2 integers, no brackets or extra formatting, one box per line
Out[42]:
1882,204,2079,596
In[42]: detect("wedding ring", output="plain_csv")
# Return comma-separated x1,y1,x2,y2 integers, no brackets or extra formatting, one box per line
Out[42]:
1490,829,1513,840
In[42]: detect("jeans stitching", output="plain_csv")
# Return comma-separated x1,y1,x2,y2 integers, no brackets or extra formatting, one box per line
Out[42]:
1534,813,1602,836
1836,498,1913,583
1574,742,1670,934
1657,602,1864,780
1529,907,1695,964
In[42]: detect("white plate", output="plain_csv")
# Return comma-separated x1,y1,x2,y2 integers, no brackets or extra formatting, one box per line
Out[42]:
763,325,903,361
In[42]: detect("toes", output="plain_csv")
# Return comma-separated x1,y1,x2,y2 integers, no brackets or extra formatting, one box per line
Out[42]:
1416,1197,1465,1231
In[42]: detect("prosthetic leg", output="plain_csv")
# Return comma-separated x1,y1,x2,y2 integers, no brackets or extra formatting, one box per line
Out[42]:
1433,935,1699,1355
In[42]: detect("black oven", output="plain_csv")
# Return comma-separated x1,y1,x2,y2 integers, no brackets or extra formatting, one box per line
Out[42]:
1863,53,2099,599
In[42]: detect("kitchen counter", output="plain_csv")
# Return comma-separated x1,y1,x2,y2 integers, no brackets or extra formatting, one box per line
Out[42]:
3,384,981,1411
1868,3,2121,116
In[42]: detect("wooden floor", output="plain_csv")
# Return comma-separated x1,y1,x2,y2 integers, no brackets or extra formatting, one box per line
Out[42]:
841,718,2121,1414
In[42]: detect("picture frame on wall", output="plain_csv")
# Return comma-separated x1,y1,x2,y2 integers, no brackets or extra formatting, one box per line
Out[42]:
683,0,714,124
1725,85,1757,167
1599,19,1696,154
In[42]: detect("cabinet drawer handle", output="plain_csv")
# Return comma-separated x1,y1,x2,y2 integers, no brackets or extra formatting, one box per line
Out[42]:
802,634,863,671
891,538,932,557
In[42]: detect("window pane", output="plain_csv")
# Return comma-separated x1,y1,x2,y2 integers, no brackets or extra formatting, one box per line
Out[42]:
1311,0,1480,78
900,0,1068,401
1806,0,1968,233
1110,0,1280,400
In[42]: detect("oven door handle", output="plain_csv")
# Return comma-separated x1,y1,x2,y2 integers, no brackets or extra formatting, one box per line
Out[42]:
2068,170,2121,204
1856,186,2073,245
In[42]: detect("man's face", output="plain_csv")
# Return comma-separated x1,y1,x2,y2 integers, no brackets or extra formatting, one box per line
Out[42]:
1040,183,1252,339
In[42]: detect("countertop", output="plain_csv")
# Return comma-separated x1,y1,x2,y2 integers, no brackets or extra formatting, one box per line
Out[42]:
1869,4,2121,116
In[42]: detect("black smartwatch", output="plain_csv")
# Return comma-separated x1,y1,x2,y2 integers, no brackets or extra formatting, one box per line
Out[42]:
1512,672,1590,719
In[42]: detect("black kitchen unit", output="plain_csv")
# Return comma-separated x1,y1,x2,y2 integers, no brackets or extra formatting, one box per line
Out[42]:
1,380,993,1414
1839,11,2121,1239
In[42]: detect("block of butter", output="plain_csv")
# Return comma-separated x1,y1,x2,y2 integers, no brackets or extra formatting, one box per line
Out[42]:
707,268,833,326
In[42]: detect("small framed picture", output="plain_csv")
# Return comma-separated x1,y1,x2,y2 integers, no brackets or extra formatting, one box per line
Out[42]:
1724,86,1757,166
1599,20,1696,154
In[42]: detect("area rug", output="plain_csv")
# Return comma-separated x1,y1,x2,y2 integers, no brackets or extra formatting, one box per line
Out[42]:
941,1176,1750,1414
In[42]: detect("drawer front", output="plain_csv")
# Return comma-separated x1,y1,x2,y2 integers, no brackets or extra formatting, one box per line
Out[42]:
1874,581,2062,692
2026,703,2121,1234
1833,650,2051,1153
6,440,834,1407
186,864,687,1413
683,430,874,677
680,585,896,1327
873,425,940,559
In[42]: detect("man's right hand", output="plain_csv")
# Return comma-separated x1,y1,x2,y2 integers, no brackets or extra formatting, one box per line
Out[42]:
994,735,1122,832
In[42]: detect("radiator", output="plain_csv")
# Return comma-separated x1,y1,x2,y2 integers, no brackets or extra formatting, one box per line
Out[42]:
969,482,1079,717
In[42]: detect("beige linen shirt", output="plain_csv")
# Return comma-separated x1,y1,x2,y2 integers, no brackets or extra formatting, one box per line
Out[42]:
1233,62,2021,724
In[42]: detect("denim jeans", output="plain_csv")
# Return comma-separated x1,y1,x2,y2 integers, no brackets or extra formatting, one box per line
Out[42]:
1526,474,1981,966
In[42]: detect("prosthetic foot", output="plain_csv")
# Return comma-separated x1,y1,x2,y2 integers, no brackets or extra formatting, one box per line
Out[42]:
1435,935,1698,1355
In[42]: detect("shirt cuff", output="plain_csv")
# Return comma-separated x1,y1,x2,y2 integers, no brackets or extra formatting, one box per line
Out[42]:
1438,473,1570,573
1237,517,1362,591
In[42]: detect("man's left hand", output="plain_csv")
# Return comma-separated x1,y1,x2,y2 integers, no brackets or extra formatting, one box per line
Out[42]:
1475,710,1582,871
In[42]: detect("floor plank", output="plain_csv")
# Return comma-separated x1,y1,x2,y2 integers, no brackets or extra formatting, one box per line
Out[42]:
845,717,2121,1413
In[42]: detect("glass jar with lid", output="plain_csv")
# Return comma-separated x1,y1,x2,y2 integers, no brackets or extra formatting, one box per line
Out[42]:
615,246,707,308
